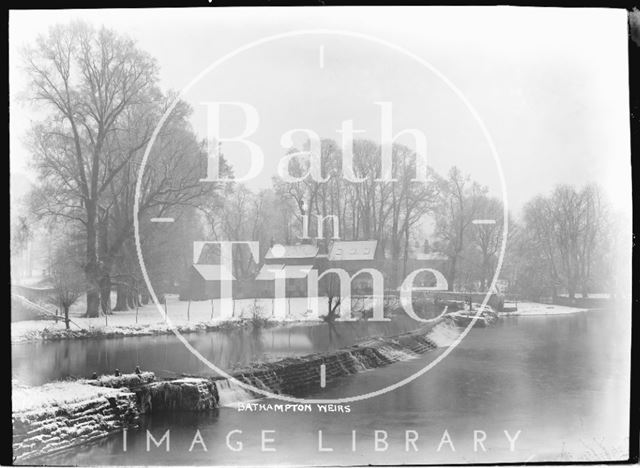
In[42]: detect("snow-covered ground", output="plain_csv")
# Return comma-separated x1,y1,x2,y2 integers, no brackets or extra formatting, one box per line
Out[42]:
11,295,336,343
502,301,588,316
12,381,126,413
12,293,589,343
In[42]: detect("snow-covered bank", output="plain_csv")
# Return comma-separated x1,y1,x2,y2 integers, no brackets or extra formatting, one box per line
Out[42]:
12,381,129,414
11,295,326,343
501,301,588,316
11,318,246,344
12,296,591,343
10,294,401,343
12,381,139,462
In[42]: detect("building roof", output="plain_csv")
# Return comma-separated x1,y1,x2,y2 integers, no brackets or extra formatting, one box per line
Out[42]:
255,264,285,280
193,264,235,281
328,240,378,261
264,244,319,260
255,264,314,280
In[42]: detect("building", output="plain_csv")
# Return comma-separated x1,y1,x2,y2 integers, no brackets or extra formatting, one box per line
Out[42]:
185,264,236,300
253,241,386,297
184,239,448,301
253,244,319,298
322,240,384,294
254,263,315,298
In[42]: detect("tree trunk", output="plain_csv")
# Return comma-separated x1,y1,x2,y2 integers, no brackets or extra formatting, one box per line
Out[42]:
85,204,100,317
85,288,100,317
98,218,112,315
114,283,129,311
63,304,70,330
325,297,340,322
100,274,112,315
126,290,136,309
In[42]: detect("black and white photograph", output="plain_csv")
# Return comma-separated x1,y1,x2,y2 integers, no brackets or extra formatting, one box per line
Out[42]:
8,5,636,466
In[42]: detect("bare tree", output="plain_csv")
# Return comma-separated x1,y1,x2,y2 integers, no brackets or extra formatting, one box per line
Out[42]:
48,243,85,329
321,274,342,322
434,167,485,291
519,184,610,300
272,138,439,270
470,196,507,290
100,99,214,312
576,184,608,297
23,22,159,316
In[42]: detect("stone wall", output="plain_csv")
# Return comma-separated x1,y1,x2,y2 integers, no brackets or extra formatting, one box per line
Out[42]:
135,378,218,413
12,389,139,462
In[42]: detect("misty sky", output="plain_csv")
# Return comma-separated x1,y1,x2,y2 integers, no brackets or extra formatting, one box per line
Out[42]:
9,7,632,215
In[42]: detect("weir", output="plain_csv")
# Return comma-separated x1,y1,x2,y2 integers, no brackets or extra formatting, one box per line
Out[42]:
12,320,457,461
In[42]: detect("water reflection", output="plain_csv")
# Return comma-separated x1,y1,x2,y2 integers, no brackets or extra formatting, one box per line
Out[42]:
19,310,631,465
12,317,422,385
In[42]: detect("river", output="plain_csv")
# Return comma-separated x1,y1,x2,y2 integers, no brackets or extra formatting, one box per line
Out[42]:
14,308,630,465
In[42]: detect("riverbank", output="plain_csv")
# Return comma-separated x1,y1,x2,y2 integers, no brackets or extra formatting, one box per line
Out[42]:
13,321,451,462
502,302,588,316
12,317,257,344
11,298,592,344
11,295,310,344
